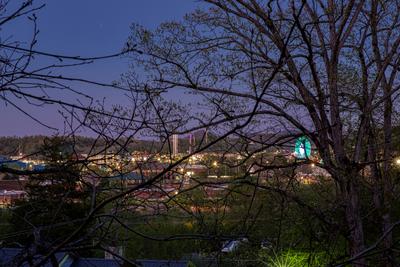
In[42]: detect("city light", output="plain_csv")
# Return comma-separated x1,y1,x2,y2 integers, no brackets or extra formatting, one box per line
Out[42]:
212,161,218,167
396,158,400,165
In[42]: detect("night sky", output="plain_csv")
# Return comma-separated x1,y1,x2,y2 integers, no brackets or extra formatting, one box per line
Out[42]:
1,0,200,136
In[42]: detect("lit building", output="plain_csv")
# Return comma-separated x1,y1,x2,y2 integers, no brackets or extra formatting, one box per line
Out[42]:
172,134,179,157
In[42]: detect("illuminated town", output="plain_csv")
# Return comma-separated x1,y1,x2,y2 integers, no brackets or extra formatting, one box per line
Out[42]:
0,135,331,206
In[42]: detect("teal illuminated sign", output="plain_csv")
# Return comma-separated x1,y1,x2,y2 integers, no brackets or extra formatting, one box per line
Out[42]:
294,136,311,159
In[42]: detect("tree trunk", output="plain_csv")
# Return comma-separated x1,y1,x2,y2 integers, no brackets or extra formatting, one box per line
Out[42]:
381,83,393,266
343,174,366,267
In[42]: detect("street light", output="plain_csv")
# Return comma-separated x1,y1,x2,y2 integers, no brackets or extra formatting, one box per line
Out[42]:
395,158,400,166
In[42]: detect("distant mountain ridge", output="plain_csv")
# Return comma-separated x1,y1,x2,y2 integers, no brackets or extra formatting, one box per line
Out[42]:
0,134,209,156
0,130,314,157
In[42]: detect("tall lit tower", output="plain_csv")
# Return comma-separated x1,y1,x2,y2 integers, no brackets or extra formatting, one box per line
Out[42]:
172,134,179,157
188,133,196,154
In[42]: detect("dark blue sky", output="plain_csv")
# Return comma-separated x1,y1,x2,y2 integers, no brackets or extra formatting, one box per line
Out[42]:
1,0,201,136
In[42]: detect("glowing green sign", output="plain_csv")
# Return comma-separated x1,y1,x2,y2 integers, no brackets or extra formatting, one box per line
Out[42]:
294,136,311,159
